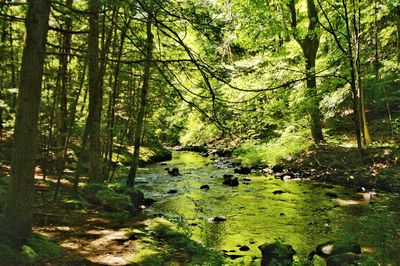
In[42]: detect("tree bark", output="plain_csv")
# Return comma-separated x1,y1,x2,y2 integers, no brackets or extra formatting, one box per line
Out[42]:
104,20,129,180
127,11,153,187
2,0,51,240
53,0,74,200
87,0,103,183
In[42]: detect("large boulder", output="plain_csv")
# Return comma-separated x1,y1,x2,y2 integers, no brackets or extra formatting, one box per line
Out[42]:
223,175,239,186
311,240,361,259
258,242,296,266
234,167,251,174
271,164,285,173
126,189,145,211
308,240,362,264
168,167,180,176
326,252,360,266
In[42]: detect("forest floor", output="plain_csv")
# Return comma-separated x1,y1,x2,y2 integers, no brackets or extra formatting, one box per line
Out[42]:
0,135,222,266
283,142,400,192
281,118,400,193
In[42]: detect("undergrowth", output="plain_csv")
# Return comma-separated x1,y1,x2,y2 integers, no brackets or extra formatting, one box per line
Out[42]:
233,129,312,167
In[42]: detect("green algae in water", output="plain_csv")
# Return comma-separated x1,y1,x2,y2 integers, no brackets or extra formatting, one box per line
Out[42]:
125,151,400,264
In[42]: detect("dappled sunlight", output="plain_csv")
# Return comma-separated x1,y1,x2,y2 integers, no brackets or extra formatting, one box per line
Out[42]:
0,0,399,264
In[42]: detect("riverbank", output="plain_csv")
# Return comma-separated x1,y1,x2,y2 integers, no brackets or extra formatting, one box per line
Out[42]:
230,140,400,193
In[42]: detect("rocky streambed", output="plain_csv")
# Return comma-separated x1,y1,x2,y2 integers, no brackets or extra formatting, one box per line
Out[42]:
122,151,400,265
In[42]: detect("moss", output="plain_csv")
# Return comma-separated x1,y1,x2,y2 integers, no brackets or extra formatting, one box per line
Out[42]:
21,245,38,263
0,234,61,265
0,237,19,264
26,233,62,260
96,189,132,212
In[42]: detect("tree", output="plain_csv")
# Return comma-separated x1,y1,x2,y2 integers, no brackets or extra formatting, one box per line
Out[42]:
289,0,325,143
2,0,51,240
87,0,103,183
126,4,154,187
318,0,364,154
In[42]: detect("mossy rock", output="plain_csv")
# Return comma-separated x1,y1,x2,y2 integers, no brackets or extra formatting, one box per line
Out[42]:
81,183,132,212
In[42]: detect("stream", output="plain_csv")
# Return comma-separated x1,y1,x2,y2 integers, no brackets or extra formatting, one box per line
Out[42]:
128,151,400,264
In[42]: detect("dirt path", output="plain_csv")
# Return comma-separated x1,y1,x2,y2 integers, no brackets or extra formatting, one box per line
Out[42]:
31,174,155,266
34,212,142,265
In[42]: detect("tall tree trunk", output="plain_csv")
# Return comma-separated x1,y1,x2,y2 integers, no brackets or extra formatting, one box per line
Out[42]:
343,0,363,156
303,48,324,143
87,0,103,183
126,12,154,187
71,64,87,192
352,0,371,145
2,0,51,240
289,0,324,144
104,20,129,180
53,0,74,199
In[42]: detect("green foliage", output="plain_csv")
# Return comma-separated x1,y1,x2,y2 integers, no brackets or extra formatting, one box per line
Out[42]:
233,128,312,167
179,113,220,147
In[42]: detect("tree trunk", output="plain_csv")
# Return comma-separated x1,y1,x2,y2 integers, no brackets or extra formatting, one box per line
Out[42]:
2,0,51,240
303,48,324,143
53,0,74,200
343,0,363,156
126,11,154,187
352,0,371,145
87,0,103,183
289,0,324,144
104,20,129,180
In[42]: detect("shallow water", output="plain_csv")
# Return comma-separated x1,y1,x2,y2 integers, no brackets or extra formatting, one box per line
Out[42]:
131,151,400,264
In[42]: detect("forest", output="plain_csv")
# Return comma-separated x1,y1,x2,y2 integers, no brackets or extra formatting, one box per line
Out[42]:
0,0,399,265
